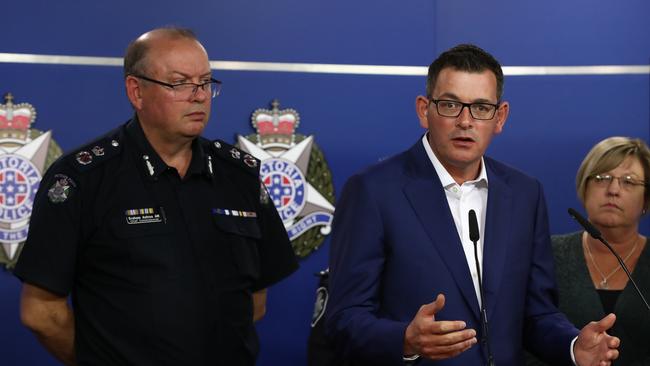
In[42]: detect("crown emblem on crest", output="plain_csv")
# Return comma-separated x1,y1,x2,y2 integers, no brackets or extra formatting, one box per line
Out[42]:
0,93,63,269
252,99,300,147
237,99,336,258
0,93,36,144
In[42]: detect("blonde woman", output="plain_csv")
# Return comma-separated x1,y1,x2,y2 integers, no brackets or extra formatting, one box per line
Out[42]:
529,136,650,365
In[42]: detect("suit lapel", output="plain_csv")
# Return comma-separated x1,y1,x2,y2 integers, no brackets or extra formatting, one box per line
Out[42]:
482,160,513,318
402,141,481,320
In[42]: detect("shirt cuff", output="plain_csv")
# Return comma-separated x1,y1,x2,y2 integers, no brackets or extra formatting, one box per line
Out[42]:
403,354,420,363
570,336,578,365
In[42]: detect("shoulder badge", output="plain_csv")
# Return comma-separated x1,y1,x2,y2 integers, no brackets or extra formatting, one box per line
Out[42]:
47,174,76,203
69,132,122,172
211,139,260,176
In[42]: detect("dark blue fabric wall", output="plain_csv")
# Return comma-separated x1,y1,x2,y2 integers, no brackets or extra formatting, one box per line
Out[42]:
1,0,649,364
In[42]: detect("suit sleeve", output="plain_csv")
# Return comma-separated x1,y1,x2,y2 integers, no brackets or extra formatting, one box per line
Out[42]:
522,181,579,365
325,174,407,365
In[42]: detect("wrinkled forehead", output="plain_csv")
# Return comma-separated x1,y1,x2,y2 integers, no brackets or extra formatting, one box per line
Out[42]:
144,37,210,77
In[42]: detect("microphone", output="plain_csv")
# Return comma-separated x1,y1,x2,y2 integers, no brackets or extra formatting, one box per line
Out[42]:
468,209,495,366
469,209,480,243
567,208,602,240
568,208,650,311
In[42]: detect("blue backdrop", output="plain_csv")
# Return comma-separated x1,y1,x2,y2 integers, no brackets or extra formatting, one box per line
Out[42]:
1,0,649,364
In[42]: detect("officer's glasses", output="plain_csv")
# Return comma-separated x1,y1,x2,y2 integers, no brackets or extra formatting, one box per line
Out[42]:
131,74,222,101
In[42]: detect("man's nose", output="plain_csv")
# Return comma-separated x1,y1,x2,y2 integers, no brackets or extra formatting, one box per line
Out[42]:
456,105,473,128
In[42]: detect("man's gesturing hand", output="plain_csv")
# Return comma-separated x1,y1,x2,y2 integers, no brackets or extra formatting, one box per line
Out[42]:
574,313,620,366
403,294,477,361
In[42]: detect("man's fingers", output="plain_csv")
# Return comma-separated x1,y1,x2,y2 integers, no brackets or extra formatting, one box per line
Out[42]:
420,336,477,360
420,294,446,316
575,313,620,366
606,349,619,360
430,320,471,335
608,336,620,348
593,313,616,333
406,294,478,361
423,327,476,347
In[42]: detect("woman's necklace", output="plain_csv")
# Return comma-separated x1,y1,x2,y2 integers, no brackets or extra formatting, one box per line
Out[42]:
584,235,640,289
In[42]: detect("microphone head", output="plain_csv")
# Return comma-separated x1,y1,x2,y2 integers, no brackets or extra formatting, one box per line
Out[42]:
468,209,480,242
567,208,602,239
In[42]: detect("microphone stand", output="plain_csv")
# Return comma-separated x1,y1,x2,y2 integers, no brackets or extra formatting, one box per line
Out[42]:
469,210,495,366
568,208,650,311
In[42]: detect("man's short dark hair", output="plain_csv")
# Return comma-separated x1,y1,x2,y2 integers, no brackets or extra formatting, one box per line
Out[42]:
426,44,504,100
123,27,199,78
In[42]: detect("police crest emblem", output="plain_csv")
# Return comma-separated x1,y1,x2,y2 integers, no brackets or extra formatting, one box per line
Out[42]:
237,100,335,257
0,93,62,269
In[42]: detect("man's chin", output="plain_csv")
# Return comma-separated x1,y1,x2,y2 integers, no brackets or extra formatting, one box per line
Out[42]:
448,152,482,167
183,121,207,137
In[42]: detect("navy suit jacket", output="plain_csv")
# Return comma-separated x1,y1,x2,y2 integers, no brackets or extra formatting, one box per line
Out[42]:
325,139,579,365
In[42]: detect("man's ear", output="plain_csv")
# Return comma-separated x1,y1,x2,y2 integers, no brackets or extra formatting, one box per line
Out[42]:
125,76,143,110
493,101,509,134
415,95,430,129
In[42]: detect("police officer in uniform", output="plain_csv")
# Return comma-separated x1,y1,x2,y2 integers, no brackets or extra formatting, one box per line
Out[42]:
14,27,298,366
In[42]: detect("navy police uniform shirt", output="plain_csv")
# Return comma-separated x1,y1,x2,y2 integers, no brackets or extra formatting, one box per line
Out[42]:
14,117,298,366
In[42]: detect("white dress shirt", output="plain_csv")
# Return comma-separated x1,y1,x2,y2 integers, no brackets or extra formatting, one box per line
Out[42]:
421,134,488,307
420,134,578,364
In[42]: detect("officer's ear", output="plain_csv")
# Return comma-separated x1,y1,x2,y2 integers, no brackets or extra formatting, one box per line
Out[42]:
125,75,144,110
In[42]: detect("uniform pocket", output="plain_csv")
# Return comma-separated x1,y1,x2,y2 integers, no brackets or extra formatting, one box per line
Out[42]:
112,220,172,238
212,214,261,239
212,214,261,281
109,215,177,281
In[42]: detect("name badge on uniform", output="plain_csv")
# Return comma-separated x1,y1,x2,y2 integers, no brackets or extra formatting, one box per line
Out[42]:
212,208,257,218
125,207,165,225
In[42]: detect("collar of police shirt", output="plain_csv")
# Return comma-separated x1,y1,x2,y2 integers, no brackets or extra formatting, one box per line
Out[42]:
126,116,212,181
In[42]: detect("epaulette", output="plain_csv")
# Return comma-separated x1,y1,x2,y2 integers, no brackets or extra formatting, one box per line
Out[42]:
211,139,260,176
67,130,123,173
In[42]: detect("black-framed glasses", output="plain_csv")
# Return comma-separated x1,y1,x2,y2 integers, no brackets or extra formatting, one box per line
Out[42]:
590,174,647,190
131,74,222,100
429,99,499,120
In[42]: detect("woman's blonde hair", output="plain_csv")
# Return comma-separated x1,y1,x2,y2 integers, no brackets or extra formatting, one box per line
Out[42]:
576,136,650,210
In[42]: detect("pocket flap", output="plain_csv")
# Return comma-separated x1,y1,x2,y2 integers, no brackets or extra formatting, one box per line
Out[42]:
212,215,261,239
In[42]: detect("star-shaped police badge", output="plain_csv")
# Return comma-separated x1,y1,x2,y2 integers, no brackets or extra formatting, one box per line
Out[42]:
0,93,63,269
237,100,335,257
47,174,76,203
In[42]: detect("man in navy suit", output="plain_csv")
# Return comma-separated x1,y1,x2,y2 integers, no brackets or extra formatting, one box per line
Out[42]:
325,44,620,365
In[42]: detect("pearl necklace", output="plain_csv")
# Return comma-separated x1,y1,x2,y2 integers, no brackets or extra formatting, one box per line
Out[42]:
584,234,640,289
